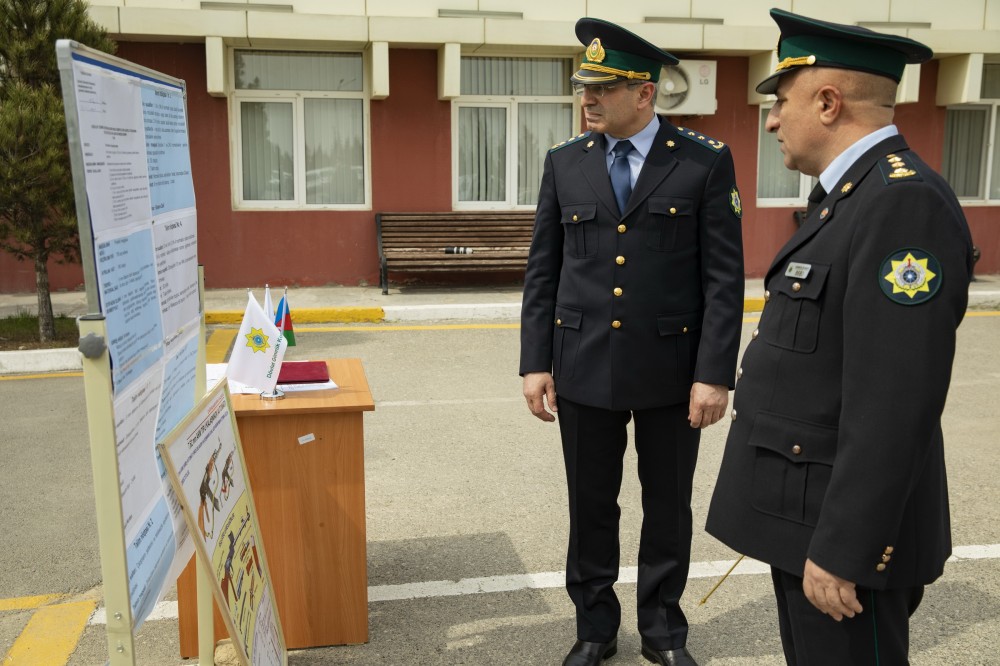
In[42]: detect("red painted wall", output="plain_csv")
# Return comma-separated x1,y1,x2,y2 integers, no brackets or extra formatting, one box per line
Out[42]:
0,47,995,292
665,55,795,277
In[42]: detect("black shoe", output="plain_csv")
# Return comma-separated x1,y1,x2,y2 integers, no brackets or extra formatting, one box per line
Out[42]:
563,638,618,666
640,643,698,666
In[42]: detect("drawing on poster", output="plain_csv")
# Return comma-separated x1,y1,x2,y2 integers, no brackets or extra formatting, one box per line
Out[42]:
159,383,286,666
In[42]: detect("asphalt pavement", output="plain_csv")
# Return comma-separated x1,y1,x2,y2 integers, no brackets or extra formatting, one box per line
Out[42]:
1,278,999,665
2,274,999,374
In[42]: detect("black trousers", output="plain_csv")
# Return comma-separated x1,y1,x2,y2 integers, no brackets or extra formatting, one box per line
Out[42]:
771,567,925,665
557,397,699,649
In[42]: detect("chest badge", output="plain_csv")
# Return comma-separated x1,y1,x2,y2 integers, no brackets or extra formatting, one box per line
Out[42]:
785,262,811,279
879,248,941,305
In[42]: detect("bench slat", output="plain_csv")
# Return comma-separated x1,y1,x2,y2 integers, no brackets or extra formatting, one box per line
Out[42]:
377,211,536,293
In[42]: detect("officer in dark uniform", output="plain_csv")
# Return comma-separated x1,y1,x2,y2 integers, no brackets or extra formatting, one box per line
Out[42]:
520,17,745,666
706,9,975,665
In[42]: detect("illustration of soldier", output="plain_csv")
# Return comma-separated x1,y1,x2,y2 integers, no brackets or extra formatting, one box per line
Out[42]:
197,440,223,539
220,450,236,501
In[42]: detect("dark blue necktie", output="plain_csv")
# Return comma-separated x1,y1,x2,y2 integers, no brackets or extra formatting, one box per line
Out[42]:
610,140,634,215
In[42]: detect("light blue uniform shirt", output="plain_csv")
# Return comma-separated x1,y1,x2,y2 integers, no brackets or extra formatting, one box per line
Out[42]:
606,115,661,189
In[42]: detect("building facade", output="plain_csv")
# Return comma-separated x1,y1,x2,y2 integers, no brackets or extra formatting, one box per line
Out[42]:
3,0,998,291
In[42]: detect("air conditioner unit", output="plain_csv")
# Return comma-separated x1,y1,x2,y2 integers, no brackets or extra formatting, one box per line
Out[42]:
654,60,718,116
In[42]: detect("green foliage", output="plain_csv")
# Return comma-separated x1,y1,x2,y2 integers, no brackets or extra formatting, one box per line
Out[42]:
0,81,79,263
0,0,117,90
0,0,116,340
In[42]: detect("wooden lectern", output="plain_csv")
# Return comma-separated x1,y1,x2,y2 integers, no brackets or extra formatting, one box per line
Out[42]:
177,358,375,655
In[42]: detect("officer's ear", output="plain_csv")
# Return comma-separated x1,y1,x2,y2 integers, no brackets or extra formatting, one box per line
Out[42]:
637,81,656,108
816,85,843,125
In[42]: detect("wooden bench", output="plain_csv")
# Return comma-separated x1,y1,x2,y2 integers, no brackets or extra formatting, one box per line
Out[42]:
376,211,536,294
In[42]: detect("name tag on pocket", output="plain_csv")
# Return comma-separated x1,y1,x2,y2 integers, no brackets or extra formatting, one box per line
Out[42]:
785,262,812,279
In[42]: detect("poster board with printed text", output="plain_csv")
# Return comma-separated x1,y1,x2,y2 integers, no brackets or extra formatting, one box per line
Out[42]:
158,381,287,666
55,39,202,652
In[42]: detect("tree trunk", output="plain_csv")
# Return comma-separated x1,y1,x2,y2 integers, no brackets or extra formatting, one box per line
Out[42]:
35,255,55,342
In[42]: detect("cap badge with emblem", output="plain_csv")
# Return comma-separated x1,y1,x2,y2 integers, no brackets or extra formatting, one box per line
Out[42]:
586,38,606,63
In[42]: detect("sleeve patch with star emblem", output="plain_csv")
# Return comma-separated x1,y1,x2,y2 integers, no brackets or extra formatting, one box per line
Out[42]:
878,248,942,305
729,185,742,219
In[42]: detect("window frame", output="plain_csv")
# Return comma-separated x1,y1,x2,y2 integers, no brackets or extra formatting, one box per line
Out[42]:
228,48,372,211
451,55,577,210
755,102,815,207
942,103,996,204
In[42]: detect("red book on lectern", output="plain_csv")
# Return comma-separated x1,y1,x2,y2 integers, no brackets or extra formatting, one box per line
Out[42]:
276,360,330,384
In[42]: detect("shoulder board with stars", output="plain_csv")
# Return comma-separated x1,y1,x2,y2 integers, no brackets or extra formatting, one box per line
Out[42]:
550,131,592,152
675,126,726,152
877,153,923,185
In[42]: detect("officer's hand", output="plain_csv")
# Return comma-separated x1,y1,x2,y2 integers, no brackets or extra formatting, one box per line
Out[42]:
523,372,558,422
803,558,863,621
688,382,728,428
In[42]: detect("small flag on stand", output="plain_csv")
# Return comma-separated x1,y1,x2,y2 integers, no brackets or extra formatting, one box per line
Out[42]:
227,290,287,393
263,284,275,321
274,288,296,347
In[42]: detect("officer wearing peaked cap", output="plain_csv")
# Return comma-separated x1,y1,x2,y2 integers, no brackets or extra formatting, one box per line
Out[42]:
706,9,974,665
520,16,744,666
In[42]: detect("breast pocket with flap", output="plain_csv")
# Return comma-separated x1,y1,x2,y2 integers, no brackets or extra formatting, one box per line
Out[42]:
760,263,830,353
560,203,598,259
646,196,695,251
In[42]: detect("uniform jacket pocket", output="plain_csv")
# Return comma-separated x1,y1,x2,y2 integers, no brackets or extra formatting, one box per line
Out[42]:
656,310,701,383
761,263,830,353
561,203,598,259
552,304,583,380
646,196,695,251
749,410,838,527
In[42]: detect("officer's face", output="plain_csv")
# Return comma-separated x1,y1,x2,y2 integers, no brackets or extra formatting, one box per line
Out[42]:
765,69,825,177
579,81,653,139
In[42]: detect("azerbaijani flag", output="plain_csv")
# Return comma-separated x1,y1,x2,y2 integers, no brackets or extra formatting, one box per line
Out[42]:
274,291,296,347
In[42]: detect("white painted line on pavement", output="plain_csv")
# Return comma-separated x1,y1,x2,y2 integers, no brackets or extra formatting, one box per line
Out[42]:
87,544,1000,625
378,397,522,407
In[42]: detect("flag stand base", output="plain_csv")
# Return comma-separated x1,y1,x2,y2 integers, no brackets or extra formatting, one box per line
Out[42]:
259,388,285,400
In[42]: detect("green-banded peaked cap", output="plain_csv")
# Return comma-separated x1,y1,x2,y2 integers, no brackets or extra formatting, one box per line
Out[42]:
573,18,678,84
756,8,933,94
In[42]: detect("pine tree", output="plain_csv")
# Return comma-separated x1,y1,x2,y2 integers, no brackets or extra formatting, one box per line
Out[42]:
0,0,115,341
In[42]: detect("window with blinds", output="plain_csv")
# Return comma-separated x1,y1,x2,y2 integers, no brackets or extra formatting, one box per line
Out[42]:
454,56,573,208
233,50,368,208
